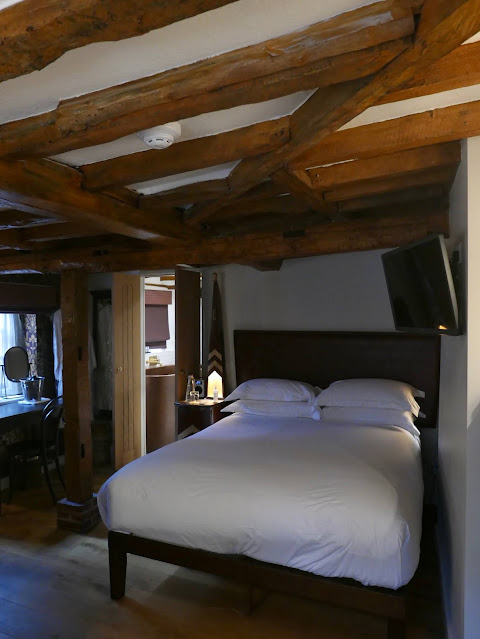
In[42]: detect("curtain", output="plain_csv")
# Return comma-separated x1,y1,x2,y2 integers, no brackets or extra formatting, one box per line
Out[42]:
36,314,56,399
92,297,113,416
0,313,24,396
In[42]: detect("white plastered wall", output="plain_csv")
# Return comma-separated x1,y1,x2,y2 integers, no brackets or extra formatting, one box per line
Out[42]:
437,135,480,639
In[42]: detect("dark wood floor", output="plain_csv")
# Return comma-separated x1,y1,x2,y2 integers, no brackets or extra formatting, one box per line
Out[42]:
0,478,445,639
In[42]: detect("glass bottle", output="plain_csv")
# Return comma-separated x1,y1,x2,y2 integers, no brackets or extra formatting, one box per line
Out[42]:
185,374,195,401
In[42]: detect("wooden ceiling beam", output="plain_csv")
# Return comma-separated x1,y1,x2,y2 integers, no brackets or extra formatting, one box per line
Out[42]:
0,230,31,251
0,208,448,273
0,0,237,83
0,210,57,230
323,165,458,202
306,142,461,188
21,223,104,242
271,168,335,215
205,196,313,224
337,184,447,213
81,119,290,191
226,0,480,199
291,99,480,170
0,1,414,159
379,40,480,104
183,0,479,227
139,180,229,210
0,159,193,241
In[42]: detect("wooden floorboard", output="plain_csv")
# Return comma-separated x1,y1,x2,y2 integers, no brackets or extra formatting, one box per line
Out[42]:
0,477,445,639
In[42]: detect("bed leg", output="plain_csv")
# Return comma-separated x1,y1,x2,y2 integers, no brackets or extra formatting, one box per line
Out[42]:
109,535,127,600
387,618,406,639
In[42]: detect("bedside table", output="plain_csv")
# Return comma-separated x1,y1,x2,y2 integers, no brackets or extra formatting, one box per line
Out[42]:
175,400,229,439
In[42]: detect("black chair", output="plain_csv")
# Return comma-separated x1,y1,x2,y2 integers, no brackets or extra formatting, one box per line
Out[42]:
7,396,64,505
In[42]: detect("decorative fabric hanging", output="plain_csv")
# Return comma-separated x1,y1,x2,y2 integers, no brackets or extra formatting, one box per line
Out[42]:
207,273,226,399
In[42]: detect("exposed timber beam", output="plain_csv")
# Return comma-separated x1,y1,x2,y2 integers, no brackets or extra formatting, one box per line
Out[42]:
323,165,458,202
0,160,193,241
139,181,229,210
379,40,480,104
184,0,480,227
205,196,313,224
0,1,414,159
306,142,461,188
338,184,447,213
0,209,448,273
291,100,480,170
81,119,290,191
271,168,335,214
225,0,480,198
0,0,237,83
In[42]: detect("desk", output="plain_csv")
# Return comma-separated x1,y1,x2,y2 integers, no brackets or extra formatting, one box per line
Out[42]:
0,402,45,437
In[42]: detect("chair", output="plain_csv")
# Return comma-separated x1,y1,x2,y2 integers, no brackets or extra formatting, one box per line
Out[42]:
7,396,64,505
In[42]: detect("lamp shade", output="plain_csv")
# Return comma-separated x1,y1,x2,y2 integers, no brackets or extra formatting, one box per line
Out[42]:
207,371,223,399
207,273,227,397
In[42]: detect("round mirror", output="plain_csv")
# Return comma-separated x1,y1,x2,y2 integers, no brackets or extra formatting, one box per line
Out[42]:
4,346,30,381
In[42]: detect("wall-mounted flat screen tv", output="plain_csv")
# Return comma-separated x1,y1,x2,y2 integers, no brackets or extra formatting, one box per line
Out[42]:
382,234,461,336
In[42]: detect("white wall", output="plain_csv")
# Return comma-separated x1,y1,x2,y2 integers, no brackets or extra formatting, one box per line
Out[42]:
438,140,468,639
464,137,480,639
437,135,480,639
203,250,395,388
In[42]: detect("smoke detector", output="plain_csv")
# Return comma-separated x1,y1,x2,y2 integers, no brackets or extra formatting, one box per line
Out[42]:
137,122,181,149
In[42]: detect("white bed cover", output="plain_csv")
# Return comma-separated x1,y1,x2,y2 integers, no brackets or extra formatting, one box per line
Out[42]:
98,413,423,589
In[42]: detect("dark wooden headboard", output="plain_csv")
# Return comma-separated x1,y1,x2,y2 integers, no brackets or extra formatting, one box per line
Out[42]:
234,331,441,428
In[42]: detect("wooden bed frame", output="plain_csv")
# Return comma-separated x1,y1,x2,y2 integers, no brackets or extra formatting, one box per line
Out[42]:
108,330,441,639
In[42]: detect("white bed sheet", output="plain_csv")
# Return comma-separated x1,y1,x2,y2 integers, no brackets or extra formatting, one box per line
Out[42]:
98,413,423,589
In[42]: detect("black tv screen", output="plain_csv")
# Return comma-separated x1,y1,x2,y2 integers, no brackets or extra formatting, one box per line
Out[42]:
382,234,460,335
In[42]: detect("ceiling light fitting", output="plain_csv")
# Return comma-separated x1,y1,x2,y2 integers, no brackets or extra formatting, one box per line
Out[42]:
137,122,181,149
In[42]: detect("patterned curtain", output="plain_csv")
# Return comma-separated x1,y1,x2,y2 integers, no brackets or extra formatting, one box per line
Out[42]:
21,314,37,375
36,314,56,399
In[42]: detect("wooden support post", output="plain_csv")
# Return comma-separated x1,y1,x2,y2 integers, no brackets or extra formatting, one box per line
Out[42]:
57,271,99,532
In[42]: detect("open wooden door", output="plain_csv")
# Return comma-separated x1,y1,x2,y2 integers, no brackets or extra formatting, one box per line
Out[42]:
175,267,201,404
112,273,145,470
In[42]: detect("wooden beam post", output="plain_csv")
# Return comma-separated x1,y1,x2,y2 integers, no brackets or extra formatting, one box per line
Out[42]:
57,271,99,532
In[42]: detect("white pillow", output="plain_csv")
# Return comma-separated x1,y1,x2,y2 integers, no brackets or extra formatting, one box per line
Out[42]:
221,399,321,420
314,378,425,417
321,406,420,437
225,378,316,403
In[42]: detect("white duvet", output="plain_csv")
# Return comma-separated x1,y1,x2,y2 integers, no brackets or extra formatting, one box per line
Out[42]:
98,413,423,589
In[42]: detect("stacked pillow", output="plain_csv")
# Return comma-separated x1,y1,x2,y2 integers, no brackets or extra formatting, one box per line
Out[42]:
222,378,321,420
314,378,424,437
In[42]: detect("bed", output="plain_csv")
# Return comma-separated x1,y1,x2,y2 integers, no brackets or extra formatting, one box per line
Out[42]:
100,330,441,639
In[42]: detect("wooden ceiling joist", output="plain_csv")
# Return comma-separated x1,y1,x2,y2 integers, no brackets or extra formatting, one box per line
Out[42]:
0,159,191,241
0,0,237,83
0,1,415,160
0,208,448,273
81,119,290,191
291,99,480,170
233,0,480,190
306,142,461,189
271,169,335,214
379,40,480,104
323,164,458,202
186,0,480,226
139,181,230,210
